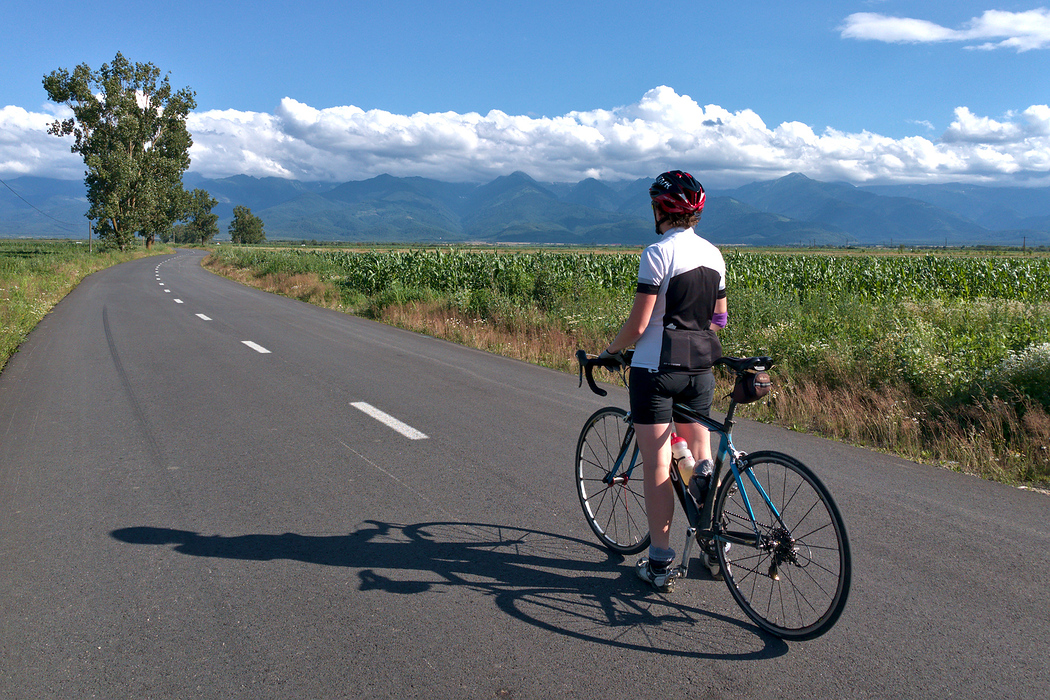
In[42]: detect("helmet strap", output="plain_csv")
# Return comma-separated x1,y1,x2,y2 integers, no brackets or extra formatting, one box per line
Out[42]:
652,202,669,236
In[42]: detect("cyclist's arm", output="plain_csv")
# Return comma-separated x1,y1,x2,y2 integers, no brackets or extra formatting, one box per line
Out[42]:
605,291,657,355
711,296,727,332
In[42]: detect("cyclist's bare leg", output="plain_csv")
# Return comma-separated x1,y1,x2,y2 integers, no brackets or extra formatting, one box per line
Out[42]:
635,422,675,551
674,421,712,463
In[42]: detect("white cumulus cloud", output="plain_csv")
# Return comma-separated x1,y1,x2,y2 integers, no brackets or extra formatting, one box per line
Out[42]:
5,87,1050,187
841,8,1050,51
943,105,1050,143
840,13,959,44
0,105,82,179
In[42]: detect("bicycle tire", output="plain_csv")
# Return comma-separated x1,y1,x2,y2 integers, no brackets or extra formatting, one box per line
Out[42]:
712,451,851,640
575,406,650,555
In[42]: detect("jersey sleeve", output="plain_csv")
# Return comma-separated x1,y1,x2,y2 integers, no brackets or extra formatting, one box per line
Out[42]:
636,244,665,295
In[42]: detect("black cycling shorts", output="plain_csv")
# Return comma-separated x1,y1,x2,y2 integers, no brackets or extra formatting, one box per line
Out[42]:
629,368,715,425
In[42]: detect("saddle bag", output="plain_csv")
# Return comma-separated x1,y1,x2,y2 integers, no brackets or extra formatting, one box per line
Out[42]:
731,370,773,404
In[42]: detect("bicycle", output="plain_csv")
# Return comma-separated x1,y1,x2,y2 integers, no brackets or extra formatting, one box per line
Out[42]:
574,350,851,640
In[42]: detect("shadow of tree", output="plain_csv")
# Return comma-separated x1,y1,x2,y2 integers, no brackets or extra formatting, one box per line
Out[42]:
112,520,788,659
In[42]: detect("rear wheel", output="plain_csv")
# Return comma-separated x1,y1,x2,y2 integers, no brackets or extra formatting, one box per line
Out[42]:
575,407,649,555
712,451,850,640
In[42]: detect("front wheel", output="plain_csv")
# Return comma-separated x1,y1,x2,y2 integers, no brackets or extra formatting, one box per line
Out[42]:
712,451,851,640
575,407,649,555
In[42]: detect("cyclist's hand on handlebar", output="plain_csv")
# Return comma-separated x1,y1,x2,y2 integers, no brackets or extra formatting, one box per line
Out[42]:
577,348,628,396
597,348,627,366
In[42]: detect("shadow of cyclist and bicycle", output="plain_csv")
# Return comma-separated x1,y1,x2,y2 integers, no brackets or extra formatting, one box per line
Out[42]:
111,520,788,659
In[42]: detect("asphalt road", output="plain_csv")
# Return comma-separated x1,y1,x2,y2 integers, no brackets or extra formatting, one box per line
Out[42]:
1,250,1047,699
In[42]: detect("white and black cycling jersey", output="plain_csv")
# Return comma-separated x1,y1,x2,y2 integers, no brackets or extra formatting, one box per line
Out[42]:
631,226,726,371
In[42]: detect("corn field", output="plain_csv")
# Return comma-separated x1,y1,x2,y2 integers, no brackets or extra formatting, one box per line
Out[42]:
211,246,1050,407
213,246,1050,302
215,248,637,296
727,252,1050,302
208,245,1050,484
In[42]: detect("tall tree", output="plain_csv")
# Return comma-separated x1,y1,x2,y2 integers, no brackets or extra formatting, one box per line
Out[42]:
43,53,196,251
183,189,219,244
229,205,266,244
163,189,218,245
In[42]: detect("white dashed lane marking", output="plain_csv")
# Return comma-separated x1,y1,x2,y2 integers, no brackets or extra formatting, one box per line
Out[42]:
157,263,426,442
351,402,429,440
242,341,271,354
155,264,251,352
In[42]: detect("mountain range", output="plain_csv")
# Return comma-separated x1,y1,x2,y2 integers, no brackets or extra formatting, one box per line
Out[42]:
2,171,1049,247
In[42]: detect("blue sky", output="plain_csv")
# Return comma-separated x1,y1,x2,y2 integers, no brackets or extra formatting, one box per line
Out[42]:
3,1,1050,187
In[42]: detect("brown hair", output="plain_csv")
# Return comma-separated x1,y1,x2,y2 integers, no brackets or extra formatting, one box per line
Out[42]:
664,212,700,229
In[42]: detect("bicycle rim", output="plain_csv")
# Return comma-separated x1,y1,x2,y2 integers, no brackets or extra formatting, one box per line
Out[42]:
575,407,649,555
713,451,851,640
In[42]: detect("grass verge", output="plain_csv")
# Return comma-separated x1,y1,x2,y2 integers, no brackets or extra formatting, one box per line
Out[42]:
0,241,168,373
203,251,1049,489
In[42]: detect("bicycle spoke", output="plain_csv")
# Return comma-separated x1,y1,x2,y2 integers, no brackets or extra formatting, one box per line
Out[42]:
575,407,649,555
794,519,835,543
714,452,851,640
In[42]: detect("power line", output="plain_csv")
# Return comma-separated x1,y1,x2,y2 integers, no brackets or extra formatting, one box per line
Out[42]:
0,177,82,233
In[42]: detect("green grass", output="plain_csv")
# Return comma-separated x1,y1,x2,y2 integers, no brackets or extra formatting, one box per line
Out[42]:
7,237,1047,485
210,245,1050,403
0,239,166,372
208,245,1050,486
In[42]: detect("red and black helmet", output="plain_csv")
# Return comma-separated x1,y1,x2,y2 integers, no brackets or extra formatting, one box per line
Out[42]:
650,170,706,216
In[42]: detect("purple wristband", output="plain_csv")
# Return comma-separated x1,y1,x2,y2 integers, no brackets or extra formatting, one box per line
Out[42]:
711,312,728,329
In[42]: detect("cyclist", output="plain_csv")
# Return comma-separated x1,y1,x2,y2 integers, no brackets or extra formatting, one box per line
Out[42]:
599,170,728,591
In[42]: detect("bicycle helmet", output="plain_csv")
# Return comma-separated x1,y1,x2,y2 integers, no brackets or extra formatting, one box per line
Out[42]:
650,170,706,216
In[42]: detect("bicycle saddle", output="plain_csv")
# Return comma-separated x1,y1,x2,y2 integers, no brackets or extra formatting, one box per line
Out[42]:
717,356,774,373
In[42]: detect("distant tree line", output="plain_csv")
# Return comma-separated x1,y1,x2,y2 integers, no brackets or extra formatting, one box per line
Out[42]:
162,189,218,244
